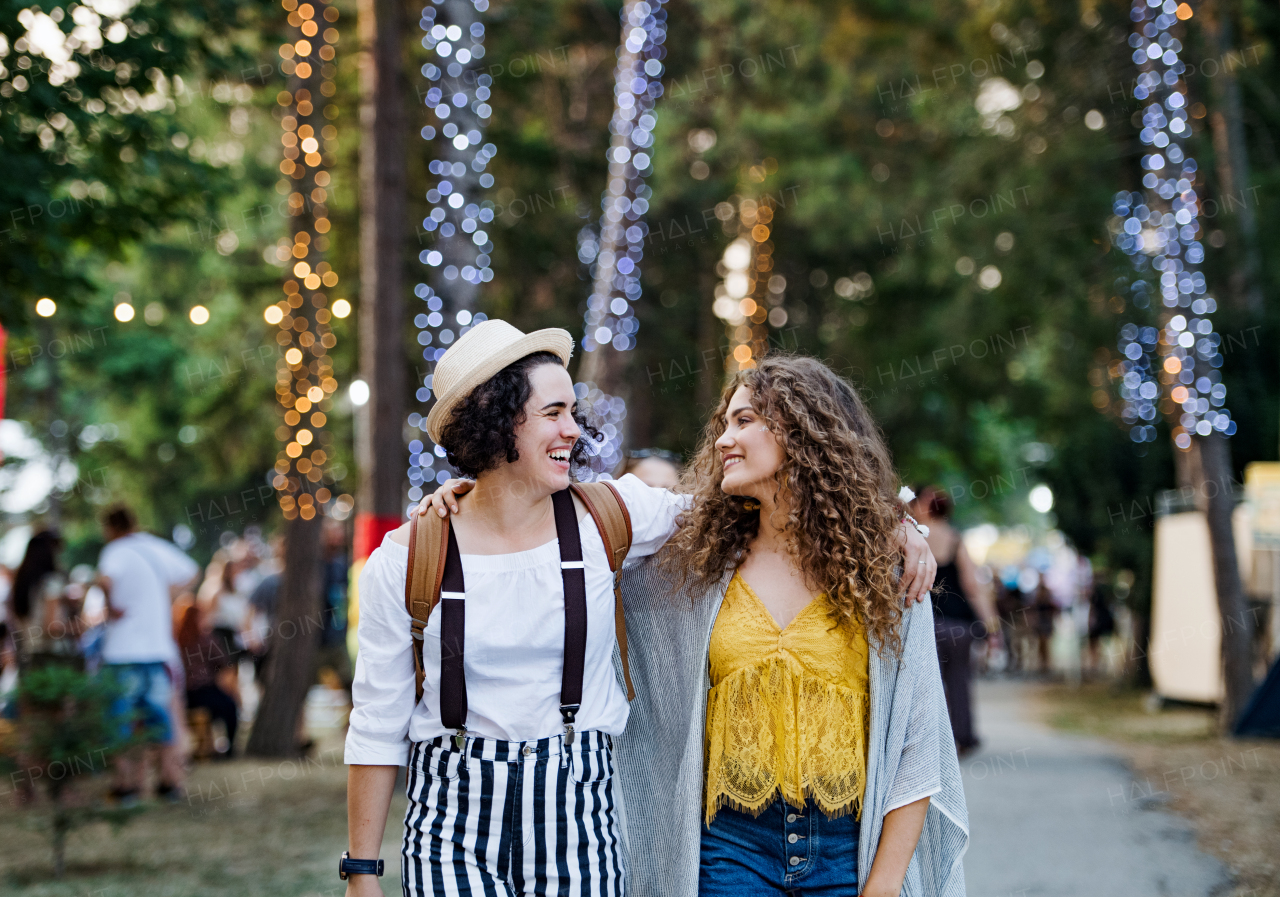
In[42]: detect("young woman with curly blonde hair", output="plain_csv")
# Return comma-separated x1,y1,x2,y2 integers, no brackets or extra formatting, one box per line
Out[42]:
418,352,964,896
614,356,968,897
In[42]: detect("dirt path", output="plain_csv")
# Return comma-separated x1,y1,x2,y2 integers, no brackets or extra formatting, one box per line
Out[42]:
961,678,1231,897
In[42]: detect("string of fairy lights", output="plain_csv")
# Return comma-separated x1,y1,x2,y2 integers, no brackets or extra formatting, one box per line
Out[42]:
577,0,668,357
1110,0,1234,449
269,0,668,497
407,0,494,503
572,0,668,475
268,0,346,521
713,190,785,373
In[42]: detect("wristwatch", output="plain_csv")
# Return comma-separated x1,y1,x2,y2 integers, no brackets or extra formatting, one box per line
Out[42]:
339,851,385,880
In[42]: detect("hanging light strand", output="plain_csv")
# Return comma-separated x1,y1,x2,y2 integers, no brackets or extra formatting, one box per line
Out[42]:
713,192,782,373
407,0,493,503
572,0,668,477
1110,0,1234,450
270,0,343,521
577,0,668,357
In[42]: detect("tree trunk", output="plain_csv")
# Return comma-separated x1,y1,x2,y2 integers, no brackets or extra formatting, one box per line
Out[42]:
41,318,64,528
1127,605,1153,688
1192,432,1253,731
355,0,408,538
52,806,67,878
246,512,324,756
1200,0,1263,316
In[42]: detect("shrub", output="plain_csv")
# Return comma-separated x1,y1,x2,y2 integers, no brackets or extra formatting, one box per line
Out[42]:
1,664,143,877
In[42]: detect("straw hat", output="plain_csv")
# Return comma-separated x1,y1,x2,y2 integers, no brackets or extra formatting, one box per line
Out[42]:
425,319,574,443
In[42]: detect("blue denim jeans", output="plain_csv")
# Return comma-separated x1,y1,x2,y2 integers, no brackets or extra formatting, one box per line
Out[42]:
700,799,860,896
105,662,174,744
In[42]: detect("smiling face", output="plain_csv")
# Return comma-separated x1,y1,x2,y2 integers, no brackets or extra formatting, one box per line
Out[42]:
505,362,582,495
714,385,785,501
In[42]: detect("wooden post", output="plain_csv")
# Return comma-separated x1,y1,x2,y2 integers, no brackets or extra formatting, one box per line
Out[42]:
246,512,324,755
1195,433,1254,730
355,0,408,557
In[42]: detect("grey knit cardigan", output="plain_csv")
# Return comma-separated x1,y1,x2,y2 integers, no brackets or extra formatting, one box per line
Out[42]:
611,557,969,897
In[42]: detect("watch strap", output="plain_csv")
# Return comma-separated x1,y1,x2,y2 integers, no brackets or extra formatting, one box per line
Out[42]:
339,852,384,879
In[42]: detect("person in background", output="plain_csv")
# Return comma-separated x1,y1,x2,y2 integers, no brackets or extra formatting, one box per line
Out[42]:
992,568,1024,673
317,519,351,687
96,505,200,804
198,547,250,698
0,563,13,700
1086,570,1116,676
911,486,990,757
245,536,284,690
7,530,78,669
1030,577,1058,675
175,600,238,759
618,448,681,488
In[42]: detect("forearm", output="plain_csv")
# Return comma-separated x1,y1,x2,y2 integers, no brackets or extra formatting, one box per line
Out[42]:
347,764,399,858
861,796,930,897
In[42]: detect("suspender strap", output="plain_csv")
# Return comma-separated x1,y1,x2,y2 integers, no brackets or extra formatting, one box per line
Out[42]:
552,489,587,737
432,489,588,742
438,527,468,735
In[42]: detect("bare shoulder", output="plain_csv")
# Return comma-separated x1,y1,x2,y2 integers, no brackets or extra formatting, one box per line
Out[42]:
388,522,412,546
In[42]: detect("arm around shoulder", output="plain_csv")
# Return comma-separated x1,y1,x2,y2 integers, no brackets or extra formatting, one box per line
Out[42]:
610,473,689,559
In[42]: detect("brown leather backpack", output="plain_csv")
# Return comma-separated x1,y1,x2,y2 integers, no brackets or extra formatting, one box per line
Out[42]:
403,481,635,704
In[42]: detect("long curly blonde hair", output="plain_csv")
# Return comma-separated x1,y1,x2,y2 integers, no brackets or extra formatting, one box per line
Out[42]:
665,355,906,656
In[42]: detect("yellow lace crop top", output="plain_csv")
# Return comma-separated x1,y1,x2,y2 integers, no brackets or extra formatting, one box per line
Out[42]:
704,572,870,825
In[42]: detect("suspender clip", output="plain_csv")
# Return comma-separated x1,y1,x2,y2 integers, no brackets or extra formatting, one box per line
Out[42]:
560,703,580,745
453,730,466,751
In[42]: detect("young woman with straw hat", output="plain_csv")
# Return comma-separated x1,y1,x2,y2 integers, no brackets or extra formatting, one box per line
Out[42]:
342,320,688,896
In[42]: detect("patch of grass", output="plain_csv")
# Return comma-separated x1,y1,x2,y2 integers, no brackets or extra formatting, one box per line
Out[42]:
1039,681,1217,745
0,734,409,897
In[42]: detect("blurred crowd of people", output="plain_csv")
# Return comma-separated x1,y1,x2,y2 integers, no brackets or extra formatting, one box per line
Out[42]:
0,456,1121,801
0,506,350,805
909,485,1122,758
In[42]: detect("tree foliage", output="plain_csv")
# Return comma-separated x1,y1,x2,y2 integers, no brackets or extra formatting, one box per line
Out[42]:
2,0,1277,618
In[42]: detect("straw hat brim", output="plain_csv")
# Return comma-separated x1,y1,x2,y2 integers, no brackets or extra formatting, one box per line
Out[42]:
425,327,574,443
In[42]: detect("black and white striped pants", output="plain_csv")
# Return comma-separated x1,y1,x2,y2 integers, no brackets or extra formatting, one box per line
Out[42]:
401,730,626,897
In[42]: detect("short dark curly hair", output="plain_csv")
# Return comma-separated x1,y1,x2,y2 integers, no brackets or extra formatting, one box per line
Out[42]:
438,351,600,478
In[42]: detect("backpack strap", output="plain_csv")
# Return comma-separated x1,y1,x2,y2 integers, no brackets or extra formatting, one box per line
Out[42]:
405,510,450,705
570,481,636,700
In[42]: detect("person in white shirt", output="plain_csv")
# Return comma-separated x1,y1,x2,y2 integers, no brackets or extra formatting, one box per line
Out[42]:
343,321,685,897
97,505,199,803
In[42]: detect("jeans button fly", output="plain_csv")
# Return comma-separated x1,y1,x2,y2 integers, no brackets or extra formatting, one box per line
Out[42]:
789,857,801,867
788,833,799,844
786,813,797,823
